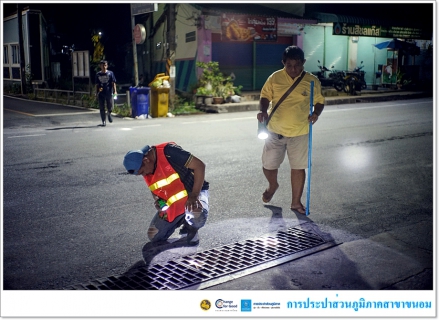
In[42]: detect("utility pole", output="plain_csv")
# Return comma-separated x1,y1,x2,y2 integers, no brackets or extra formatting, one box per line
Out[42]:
166,4,176,102
131,4,139,87
17,4,27,95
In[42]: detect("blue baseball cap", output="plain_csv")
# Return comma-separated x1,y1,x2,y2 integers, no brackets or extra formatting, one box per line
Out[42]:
123,145,151,174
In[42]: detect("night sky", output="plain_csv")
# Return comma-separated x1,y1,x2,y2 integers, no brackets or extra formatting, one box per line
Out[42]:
4,3,132,70
3,2,433,81
4,2,433,48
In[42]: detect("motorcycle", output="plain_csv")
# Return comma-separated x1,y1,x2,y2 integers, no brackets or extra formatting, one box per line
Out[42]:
342,61,367,93
312,60,335,87
331,70,346,92
312,60,346,91
353,61,367,90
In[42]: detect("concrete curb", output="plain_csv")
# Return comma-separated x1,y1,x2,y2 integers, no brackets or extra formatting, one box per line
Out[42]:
198,91,430,112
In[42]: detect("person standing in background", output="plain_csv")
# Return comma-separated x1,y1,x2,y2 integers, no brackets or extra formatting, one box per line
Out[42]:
95,60,117,126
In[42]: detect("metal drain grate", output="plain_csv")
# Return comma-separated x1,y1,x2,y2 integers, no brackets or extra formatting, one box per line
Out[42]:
65,226,334,290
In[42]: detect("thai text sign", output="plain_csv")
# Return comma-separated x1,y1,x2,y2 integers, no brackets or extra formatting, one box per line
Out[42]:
221,14,277,41
333,23,427,39
131,3,157,16
72,51,89,78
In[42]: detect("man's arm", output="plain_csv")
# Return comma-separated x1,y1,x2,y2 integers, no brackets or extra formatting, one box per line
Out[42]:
313,102,324,116
257,97,270,122
185,155,206,212
308,102,324,124
95,75,100,95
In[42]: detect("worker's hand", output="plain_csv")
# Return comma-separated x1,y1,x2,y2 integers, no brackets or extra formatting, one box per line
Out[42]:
308,112,319,125
153,199,162,211
257,111,268,123
185,194,202,213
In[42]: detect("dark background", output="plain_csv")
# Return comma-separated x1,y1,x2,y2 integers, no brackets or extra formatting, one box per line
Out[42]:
4,3,132,82
4,2,433,49
4,3,131,52
3,2,434,84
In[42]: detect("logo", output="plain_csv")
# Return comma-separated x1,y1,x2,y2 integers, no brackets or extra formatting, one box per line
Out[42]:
301,90,308,96
215,299,225,308
334,23,342,35
241,300,252,312
214,299,238,312
200,299,211,311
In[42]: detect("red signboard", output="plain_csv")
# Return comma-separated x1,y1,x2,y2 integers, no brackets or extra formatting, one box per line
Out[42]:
221,14,277,42
133,24,146,45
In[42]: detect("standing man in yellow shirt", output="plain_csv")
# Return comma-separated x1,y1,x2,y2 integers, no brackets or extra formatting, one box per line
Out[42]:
257,46,325,214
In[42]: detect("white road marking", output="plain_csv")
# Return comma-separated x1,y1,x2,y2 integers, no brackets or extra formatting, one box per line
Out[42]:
182,116,254,124
7,134,47,138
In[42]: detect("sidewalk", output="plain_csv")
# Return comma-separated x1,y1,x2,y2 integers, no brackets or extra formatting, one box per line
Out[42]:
198,87,431,113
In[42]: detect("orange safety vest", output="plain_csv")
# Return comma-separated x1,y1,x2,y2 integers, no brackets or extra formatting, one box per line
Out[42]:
143,142,188,222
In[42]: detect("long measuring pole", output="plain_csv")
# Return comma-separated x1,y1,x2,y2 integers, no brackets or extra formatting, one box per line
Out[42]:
306,81,314,216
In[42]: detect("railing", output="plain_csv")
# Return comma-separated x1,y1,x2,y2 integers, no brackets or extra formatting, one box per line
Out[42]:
33,88,127,107
33,88,91,107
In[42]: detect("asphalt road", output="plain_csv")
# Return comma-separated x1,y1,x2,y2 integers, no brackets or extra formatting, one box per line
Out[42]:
2,96,434,292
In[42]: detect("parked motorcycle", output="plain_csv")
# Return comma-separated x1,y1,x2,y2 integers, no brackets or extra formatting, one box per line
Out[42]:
332,70,346,92
353,61,367,90
342,61,367,93
312,60,335,87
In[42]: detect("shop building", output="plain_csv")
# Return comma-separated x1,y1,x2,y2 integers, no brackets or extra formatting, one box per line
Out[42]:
140,3,432,93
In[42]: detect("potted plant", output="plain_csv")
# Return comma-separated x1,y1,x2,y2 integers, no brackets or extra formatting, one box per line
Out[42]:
396,70,405,89
194,85,213,107
195,61,237,104
212,85,227,104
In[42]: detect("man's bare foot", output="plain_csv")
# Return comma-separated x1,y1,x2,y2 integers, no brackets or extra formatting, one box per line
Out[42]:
262,184,279,203
290,205,306,215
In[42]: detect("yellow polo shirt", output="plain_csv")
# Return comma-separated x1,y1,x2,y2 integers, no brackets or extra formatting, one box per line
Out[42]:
260,69,325,137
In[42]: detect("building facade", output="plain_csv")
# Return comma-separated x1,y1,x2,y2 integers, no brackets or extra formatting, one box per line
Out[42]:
139,4,432,94
3,8,50,89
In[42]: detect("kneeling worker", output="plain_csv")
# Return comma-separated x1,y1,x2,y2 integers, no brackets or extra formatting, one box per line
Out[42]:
123,142,209,246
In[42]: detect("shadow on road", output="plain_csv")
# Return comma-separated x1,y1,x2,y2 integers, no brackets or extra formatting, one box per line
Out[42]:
46,125,101,130
266,209,374,290
123,237,199,274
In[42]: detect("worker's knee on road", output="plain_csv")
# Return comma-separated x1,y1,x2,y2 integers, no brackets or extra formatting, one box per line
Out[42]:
192,209,202,216
147,226,158,241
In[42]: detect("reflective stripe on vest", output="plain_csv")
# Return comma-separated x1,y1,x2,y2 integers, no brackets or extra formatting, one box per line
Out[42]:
165,190,188,207
149,173,180,191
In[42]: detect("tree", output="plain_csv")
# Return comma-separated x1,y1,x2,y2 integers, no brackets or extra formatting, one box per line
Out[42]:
91,30,104,64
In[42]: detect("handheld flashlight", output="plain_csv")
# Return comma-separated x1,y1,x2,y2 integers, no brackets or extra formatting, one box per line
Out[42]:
257,119,268,139
157,198,169,211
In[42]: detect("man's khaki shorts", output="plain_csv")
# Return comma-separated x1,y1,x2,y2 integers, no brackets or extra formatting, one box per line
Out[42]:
262,132,308,170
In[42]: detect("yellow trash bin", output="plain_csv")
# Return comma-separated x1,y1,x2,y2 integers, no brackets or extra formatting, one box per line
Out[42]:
149,73,170,118
150,87,169,118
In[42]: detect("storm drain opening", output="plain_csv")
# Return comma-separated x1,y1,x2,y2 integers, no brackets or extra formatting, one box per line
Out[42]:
64,226,336,290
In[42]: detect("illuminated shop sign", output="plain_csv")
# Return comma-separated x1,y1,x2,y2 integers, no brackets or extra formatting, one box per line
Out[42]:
333,22,427,39
221,14,277,42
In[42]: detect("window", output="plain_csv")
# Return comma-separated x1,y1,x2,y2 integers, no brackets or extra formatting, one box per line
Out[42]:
11,44,20,64
3,45,9,64
185,31,196,43
4,67,10,78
